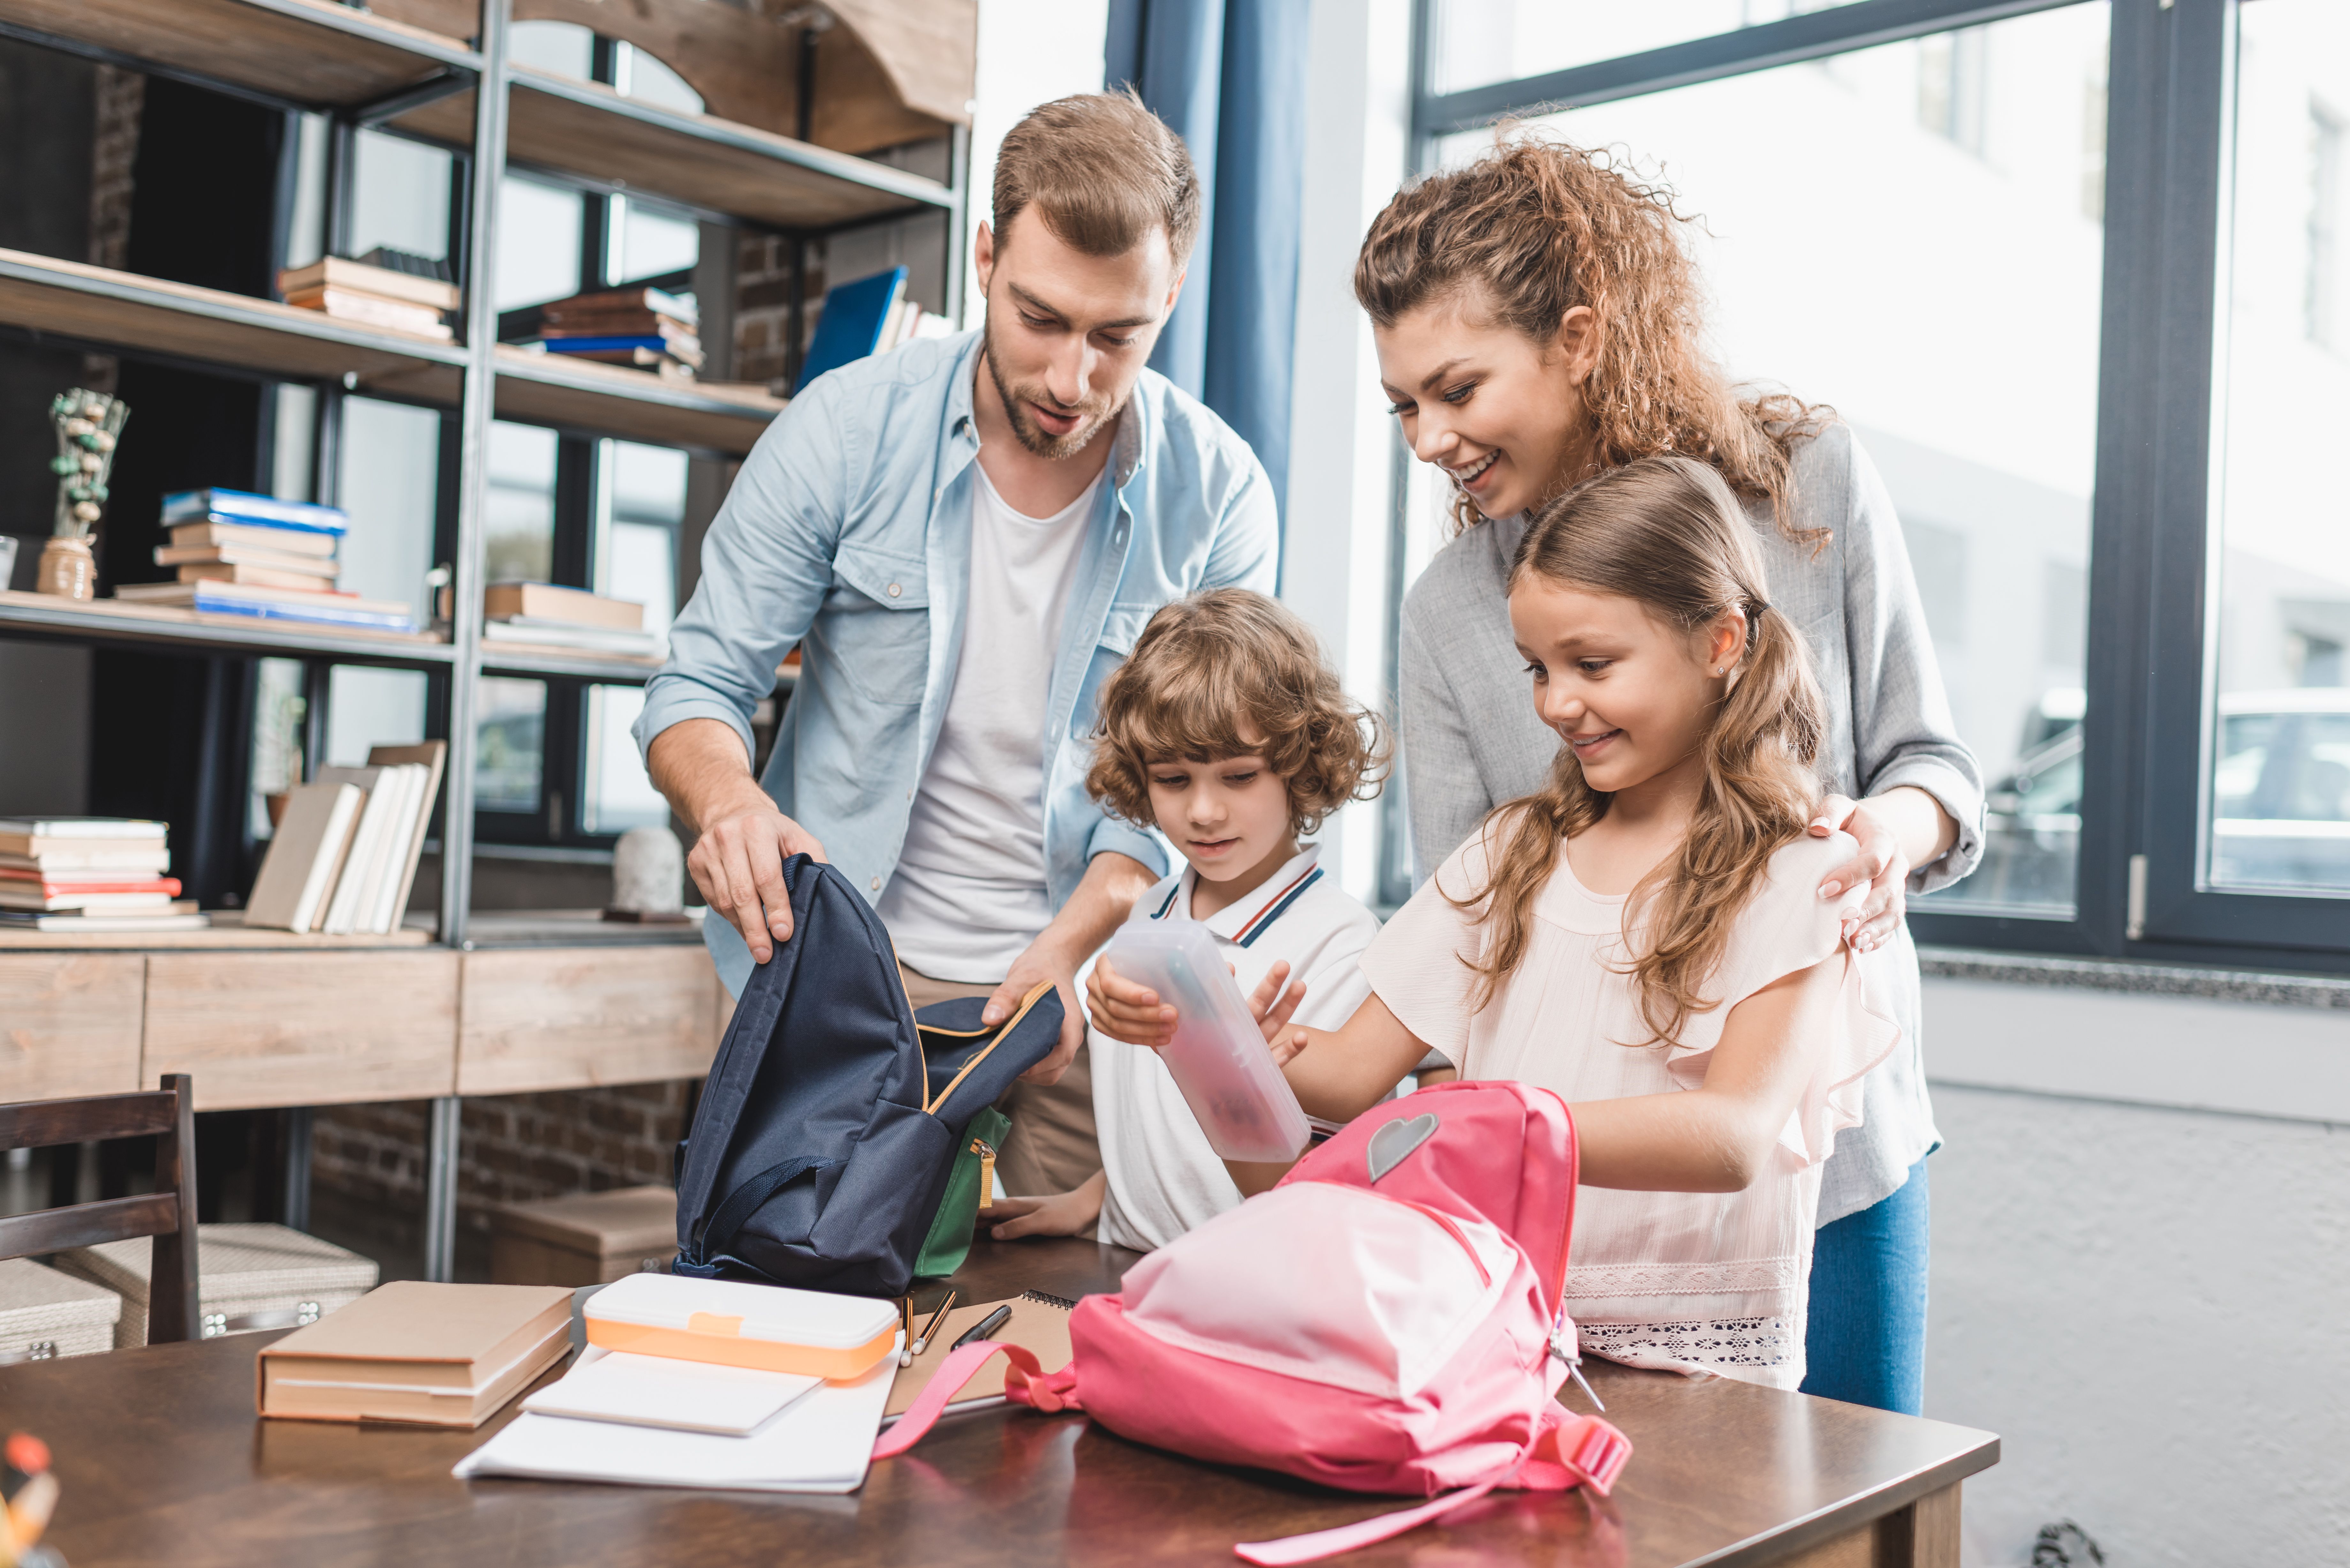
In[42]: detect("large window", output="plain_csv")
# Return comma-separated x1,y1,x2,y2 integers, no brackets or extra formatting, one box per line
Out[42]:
1407,0,2345,971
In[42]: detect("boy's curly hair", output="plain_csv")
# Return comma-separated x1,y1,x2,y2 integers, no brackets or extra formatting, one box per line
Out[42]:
1088,588,1389,836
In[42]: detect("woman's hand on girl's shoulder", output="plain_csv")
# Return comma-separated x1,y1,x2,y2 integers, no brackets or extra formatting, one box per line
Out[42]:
1086,956,1177,1047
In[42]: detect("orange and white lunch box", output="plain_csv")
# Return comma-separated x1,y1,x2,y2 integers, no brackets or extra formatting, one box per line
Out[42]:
582,1274,901,1380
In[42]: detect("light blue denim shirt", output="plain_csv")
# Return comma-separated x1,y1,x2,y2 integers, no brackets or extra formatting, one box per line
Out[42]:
634,329,1280,994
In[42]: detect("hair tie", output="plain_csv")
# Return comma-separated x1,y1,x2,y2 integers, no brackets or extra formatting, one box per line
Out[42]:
1746,598,1770,619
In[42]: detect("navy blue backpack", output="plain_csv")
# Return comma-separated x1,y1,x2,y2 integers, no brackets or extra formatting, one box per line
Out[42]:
672,853,1063,1297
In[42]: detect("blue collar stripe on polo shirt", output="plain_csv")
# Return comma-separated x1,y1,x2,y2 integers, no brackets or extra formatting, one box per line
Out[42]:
1234,867,1323,948
1151,882,1182,920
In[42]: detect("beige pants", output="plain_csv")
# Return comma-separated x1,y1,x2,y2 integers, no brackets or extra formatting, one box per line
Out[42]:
898,963,1100,1214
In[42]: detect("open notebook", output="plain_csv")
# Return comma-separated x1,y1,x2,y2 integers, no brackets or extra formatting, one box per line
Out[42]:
882,1291,1075,1422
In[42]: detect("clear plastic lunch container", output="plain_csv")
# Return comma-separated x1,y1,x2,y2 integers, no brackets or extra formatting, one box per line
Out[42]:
1104,911,1313,1163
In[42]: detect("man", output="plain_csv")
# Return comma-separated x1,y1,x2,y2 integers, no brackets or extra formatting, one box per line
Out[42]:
634,92,1280,1202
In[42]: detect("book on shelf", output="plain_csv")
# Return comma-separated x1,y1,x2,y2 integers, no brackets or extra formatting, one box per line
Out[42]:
529,342,695,381
280,284,453,341
542,315,700,352
113,581,416,633
541,334,706,370
365,741,446,933
245,782,364,933
162,489,349,536
277,255,461,313
543,285,697,327
480,619,662,656
0,908,209,934
0,877,181,912
156,543,341,577
0,867,178,892
174,561,348,592
0,817,165,841
166,520,340,558
797,266,906,392
0,846,171,874
483,582,644,631
313,763,431,937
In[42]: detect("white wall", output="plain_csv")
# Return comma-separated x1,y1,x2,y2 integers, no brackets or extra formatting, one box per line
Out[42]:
1923,977,2350,1566
960,0,1113,330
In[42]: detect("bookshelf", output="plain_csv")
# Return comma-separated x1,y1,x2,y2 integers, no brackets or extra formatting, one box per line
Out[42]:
0,0,972,1279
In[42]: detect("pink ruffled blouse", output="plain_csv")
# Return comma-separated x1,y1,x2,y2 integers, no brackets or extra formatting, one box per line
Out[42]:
1365,828,1900,1390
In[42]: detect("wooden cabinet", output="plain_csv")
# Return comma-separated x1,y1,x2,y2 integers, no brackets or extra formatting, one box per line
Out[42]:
0,955,144,1102
141,952,461,1110
455,946,722,1097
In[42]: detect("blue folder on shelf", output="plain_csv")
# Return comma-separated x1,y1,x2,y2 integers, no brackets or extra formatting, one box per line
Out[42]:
794,266,907,393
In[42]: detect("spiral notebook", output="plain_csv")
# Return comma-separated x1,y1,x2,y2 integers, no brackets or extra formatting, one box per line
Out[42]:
882,1290,1076,1421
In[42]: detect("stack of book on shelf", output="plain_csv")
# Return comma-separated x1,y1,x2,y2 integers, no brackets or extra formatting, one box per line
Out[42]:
113,489,418,634
276,249,458,342
481,582,657,657
793,265,955,394
530,286,702,382
0,818,207,934
244,742,445,936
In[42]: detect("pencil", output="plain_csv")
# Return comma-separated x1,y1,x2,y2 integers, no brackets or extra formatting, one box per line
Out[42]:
910,1287,959,1357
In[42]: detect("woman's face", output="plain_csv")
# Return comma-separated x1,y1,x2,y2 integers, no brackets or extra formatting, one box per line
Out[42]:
1374,287,1594,522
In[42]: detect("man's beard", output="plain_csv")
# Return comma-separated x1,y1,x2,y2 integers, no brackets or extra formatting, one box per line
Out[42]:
982,320,1121,460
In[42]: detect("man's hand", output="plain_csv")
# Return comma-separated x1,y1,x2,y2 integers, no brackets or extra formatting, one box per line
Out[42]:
986,1170,1105,1240
988,931,1086,1084
686,781,828,962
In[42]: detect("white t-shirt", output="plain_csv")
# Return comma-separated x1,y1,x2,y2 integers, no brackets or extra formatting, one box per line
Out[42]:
1366,827,1898,1391
879,462,1103,982
1090,845,1383,1252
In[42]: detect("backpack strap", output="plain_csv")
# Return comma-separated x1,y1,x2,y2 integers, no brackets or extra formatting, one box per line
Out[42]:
1230,1406,1633,1567
870,1340,1080,1460
686,1152,840,1265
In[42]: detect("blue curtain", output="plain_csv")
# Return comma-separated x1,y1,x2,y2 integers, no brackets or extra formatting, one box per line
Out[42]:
1105,0,1309,518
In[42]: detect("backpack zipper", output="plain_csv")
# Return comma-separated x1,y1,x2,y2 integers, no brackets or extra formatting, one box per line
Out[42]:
972,1136,997,1210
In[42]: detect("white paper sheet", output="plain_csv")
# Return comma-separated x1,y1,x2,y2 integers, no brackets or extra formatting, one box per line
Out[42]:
520,1346,822,1436
453,1337,899,1493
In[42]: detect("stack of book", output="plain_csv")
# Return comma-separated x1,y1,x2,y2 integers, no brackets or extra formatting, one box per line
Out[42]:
256,1280,574,1427
794,265,954,394
114,489,417,634
276,251,458,342
481,582,657,657
0,818,208,934
244,742,445,936
534,286,702,382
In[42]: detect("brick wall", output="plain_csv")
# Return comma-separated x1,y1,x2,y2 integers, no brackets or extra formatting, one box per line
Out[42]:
312,1080,697,1241
734,231,823,390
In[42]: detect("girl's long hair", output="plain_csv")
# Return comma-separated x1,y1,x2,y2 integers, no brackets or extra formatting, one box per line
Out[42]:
1354,127,1831,543
1449,456,1829,1045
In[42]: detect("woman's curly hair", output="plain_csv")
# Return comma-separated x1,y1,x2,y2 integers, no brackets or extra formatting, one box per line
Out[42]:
1354,125,1831,543
1088,588,1389,835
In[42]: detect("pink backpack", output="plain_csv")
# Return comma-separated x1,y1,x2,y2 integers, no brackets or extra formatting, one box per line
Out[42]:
876,1081,1632,1564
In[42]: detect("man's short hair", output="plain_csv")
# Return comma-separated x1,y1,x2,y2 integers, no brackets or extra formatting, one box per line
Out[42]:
1088,589,1388,837
991,89,1202,263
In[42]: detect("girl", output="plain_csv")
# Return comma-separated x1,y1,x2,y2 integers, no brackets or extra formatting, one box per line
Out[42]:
1359,131,1975,1414
1230,456,1894,1393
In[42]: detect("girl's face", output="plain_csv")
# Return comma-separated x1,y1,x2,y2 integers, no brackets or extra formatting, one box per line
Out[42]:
1373,287,1597,522
1508,576,1743,797
1146,746,1297,884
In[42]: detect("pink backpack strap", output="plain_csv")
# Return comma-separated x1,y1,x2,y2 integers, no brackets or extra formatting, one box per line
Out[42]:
869,1341,1081,1461
1230,1408,1633,1566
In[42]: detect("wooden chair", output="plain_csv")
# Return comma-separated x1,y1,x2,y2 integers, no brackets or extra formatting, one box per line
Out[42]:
0,1074,201,1344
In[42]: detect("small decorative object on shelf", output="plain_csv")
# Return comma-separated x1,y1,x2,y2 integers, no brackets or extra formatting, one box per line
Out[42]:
41,386,129,602
605,824,690,923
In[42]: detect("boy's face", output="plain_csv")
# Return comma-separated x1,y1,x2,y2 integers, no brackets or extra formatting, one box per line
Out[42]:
1145,743,1296,885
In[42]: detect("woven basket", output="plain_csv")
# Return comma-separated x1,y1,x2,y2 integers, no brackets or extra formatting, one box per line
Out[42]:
52,1223,378,1350
0,1257,120,1362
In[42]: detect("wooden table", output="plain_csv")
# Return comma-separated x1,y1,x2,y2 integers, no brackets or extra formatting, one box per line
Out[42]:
0,1238,1995,1567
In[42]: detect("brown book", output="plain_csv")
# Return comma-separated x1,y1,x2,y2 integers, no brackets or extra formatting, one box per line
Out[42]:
157,543,341,576
257,1280,573,1427
277,256,461,311
177,561,345,591
243,781,362,933
282,285,453,340
541,310,697,343
483,582,645,631
168,520,339,559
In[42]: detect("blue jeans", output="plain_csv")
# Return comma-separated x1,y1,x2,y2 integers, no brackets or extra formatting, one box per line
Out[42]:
1800,1157,1930,1415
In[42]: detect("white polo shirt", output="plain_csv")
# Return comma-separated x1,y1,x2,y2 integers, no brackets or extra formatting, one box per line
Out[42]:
1088,845,1382,1252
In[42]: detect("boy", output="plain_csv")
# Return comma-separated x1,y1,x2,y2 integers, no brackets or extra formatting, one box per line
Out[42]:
985,588,1387,1250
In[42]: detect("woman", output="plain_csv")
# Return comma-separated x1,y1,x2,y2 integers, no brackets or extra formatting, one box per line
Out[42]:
1357,133,1981,1416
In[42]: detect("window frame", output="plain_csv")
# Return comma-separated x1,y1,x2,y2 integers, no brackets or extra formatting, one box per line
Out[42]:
1401,0,2350,974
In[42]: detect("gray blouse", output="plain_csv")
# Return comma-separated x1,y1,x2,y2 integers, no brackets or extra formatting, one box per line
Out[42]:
1395,422,1984,1225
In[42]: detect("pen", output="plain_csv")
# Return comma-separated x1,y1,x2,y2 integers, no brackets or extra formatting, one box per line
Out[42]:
909,1287,959,1358
898,1295,915,1368
950,1303,1012,1352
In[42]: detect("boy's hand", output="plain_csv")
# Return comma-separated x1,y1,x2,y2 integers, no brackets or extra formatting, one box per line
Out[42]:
1088,957,1177,1047
987,1170,1106,1240
1247,961,1310,1065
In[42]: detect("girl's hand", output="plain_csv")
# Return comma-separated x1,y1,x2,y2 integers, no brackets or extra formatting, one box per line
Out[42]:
1809,793,1907,952
1247,961,1310,1065
1087,957,1176,1047
988,1171,1106,1240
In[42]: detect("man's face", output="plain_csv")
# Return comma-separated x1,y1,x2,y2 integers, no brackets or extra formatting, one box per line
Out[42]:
975,210,1184,459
